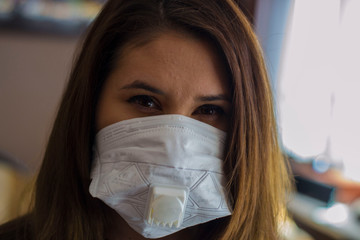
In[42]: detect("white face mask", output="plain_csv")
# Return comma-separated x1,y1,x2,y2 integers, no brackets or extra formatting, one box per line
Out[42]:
89,114,233,239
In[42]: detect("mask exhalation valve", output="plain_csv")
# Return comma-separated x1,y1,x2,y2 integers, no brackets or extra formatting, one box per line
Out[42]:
146,185,187,228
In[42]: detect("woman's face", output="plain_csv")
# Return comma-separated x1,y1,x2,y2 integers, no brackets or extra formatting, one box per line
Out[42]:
96,31,231,132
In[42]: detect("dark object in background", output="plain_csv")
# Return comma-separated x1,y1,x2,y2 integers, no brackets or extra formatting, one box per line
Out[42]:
295,176,336,206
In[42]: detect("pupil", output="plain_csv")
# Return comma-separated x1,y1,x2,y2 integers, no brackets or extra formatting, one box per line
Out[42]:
204,107,215,115
143,97,153,107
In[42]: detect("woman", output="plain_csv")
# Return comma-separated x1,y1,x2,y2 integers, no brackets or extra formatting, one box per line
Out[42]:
0,0,291,239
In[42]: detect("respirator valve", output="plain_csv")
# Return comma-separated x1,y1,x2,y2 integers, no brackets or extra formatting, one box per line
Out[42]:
146,185,187,228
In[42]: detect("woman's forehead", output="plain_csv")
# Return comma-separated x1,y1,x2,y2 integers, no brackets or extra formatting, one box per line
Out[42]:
110,31,231,97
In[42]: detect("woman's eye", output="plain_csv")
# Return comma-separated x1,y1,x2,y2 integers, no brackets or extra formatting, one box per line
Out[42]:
193,104,225,117
127,95,161,112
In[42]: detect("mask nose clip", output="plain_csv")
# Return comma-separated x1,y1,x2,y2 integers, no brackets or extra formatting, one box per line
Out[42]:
146,185,188,228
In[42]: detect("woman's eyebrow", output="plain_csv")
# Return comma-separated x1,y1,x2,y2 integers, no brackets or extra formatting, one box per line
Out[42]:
120,80,165,95
196,94,231,103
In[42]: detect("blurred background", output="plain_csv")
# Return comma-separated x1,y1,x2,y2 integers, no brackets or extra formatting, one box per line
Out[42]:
1,0,359,239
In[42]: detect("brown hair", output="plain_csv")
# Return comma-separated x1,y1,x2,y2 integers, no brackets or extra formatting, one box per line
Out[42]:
0,0,291,239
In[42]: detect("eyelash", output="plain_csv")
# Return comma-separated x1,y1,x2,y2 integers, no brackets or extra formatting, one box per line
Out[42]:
127,95,161,112
127,95,226,117
193,104,225,116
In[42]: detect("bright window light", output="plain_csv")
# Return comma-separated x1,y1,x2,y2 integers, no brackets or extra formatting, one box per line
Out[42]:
278,0,360,181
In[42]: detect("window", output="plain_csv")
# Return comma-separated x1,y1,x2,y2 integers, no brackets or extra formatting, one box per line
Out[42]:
278,0,360,181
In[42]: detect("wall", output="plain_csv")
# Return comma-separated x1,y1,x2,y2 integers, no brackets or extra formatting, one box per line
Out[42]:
0,30,80,172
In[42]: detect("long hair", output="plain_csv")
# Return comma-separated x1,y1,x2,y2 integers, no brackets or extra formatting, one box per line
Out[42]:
1,0,291,239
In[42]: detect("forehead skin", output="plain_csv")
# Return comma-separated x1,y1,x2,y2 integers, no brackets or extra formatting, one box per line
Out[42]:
117,31,229,98
96,30,231,130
